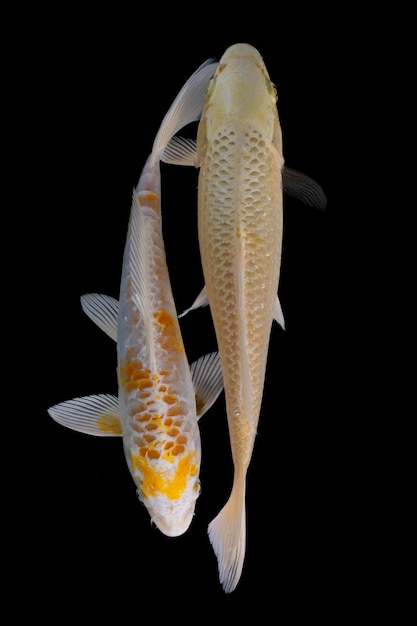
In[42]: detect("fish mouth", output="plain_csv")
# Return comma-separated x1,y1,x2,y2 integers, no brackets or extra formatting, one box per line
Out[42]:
150,504,196,537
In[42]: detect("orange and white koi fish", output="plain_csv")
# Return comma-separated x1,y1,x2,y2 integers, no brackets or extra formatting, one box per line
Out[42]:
163,43,326,590
47,58,224,537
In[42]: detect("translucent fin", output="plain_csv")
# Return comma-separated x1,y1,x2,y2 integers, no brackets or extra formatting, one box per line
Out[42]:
273,294,285,330
151,59,217,164
208,475,246,594
48,394,122,436
282,166,327,210
178,286,209,318
81,293,119,342
161,135,197,166
190,352,223,419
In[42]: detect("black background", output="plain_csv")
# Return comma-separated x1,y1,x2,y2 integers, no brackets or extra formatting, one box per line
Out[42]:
16,9,384,622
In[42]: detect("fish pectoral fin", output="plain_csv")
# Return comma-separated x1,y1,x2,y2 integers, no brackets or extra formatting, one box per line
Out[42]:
48,394,122,436
208,476,246,594
81,293,119,342
273,295,286,330
282,166,327,210
190,352,224,419
161,136,197,167
178,286,209,318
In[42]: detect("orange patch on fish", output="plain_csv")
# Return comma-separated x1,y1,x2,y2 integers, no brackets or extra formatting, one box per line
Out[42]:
131,449,197,500
119,360,154,394
153,310,185,354
137,191,159,211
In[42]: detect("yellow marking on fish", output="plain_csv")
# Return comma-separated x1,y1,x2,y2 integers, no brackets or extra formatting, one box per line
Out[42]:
96,414,122,435
131,450,196,499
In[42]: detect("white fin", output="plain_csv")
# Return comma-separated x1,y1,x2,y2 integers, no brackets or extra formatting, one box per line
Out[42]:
273,295,285,330
48,394,122,436
81,293,119,342
190,352,223,419
178,286,209,318
282,166,327,210
161,135,197,166
208,475,246,594
151,60,217,164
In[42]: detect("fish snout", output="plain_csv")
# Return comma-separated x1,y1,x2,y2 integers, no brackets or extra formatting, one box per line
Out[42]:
147,491,200,537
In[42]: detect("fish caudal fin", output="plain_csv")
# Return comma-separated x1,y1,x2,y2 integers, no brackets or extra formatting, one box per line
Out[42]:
208,474,246,593
151,59,217,164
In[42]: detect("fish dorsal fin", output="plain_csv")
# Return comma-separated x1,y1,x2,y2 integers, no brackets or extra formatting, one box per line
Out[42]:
48,394,122,436
81,293,119,342
178,286,209,318
161,135,197,166
151,60,217,163
190,351,224,419
282,166,327,210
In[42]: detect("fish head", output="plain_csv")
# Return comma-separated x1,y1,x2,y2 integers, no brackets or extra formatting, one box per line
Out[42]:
199,42,281,148
129,442,202,537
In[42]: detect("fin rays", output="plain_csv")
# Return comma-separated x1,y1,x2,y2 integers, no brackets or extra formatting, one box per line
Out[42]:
208,476,246,594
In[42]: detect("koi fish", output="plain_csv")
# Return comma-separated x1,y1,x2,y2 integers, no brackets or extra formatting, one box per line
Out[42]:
47,57,224,537
162,43,326,590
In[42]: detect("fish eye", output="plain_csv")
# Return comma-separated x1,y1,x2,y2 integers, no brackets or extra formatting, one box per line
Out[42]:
206,77,216,100
268,80,278,103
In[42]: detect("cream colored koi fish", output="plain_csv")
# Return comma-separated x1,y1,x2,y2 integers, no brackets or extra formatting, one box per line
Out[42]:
163,43,326,591
47,58,224,537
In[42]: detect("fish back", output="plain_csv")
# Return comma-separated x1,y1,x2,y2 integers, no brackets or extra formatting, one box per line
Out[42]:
198,122,283,465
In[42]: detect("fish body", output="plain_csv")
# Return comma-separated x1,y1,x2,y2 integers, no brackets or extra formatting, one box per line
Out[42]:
160,44,326,590
48,59,224,537
196,43,286,591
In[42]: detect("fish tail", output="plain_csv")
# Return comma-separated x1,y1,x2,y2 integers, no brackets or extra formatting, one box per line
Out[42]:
208,472,246,593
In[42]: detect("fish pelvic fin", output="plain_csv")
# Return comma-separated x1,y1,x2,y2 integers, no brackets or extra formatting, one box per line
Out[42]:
178,285,209,318
190,351,224,419
161,135,197,167
208,473,246,593
48,394,122,436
